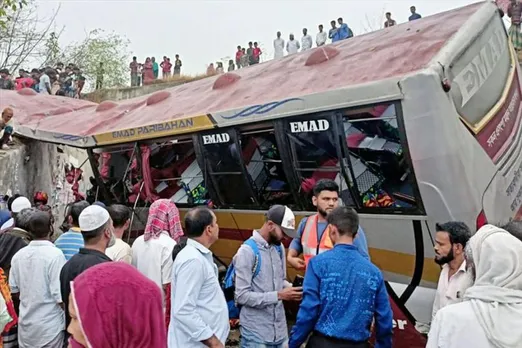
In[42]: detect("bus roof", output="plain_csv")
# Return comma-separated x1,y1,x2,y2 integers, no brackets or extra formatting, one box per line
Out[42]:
3,1,485,148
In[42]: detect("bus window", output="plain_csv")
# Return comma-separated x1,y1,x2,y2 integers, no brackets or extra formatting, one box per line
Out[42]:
239,129,294,208
199,130,259,207
343,103,418,209
148,140,210,206
283,115,356,209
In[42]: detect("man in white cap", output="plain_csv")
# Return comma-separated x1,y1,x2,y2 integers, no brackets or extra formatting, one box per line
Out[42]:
0,195,31,230
59,204,115,345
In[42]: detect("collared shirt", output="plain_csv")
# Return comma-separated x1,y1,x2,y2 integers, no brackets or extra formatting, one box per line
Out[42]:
106,238,132,264
274,38,285,59
301,34,313,51
427,301,491,348
431,260,473,321
234,231,291,344
132,232,176,293
316,31,327,46
54,228,84,260
9,240,66,348
409,13,422,21
329,27,341,42
289,244,393,348
60,248,111,333
338,23,352,40
286,40,300,54
169,238,229,348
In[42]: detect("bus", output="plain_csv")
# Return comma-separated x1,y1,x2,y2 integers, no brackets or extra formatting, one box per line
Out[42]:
3,1,521,346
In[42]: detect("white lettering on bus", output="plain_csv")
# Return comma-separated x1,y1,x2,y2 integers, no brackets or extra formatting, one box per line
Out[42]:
392,319,408,330
290,119,330,133
487,91,518,148
203,133,230,144
454,28,507,107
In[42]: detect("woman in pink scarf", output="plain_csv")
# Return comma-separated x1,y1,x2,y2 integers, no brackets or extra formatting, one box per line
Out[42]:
67,262,166,348
133,199,184,329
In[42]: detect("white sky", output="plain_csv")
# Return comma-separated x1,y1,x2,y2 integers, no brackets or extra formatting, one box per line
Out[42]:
36,0,481,76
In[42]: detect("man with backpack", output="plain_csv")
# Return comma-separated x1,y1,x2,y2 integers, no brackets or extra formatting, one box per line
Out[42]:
232,205,302,348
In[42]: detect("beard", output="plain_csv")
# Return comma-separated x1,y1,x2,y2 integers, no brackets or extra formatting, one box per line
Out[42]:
268,232,282,246
107,231,116,248
317,207,329,218
435,248,454,265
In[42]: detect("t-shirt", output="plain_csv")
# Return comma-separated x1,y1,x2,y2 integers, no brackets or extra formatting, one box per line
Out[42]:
409,13,422,21
129,61,139,74
152,62,159,72
174,59,182,70
38,74,51,94
105,238,132,264
289,216,369,259
132,232,176,296
54,229,84,261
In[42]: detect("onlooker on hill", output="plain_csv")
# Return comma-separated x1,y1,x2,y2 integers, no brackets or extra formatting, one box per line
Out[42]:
0,69,14,90
301,28,313,51
0,107,14,150
95,62,104,90
174,54,182,76
228,59,236,72
337,17,353,40
247,42,255,65
207,63,216,75
286,34,300,54
329,20,341,42
152,57,159,79
38,68,52,95
161,56,172,78
240,48,249,68
409,6,422,21
236,46,243,68
384,12,397,27
130,56,139,87
252,42,262,64
274,31,285,59
316,24,327,46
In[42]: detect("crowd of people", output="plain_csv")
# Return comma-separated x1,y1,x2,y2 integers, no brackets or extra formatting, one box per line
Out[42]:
0,176,520,348
129,55,183,87
0,63,86,97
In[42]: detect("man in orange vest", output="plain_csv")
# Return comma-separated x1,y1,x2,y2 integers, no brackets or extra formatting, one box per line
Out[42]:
287,179,369,270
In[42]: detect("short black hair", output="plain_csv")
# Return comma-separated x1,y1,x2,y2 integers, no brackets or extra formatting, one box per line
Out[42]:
7,194,21,212
435,222,471,247
184,207,214,238
28,211,52,239
14,207,38,231
386,12,391,15
133,56,137,60
313,179,339,197
338,17,343,21
69,201,90,226
326,206,359,237
107,204,130,228
500,221,522,242
248,41,253,45
82,220,109,243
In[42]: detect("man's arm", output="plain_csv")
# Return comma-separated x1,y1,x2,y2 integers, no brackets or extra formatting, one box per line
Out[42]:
426,309,443,348
374,276,393,348
173,258,222,346
48,254,66,306
287,219,307,270
289,260,321,348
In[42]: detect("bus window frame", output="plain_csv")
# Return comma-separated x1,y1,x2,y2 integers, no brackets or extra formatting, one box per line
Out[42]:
195,128,261,209
276,112,360,210
338,101,425,215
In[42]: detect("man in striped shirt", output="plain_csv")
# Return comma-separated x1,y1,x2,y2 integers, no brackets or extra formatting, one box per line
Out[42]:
54,201,89,260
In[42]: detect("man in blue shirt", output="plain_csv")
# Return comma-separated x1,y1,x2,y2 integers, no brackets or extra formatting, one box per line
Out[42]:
409,6,422,21
289,206,393,348
55,201,89,260
287,179,369,271
337,17,354,40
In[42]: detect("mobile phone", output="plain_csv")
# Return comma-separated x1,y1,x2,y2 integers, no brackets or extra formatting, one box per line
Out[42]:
293,275,304,287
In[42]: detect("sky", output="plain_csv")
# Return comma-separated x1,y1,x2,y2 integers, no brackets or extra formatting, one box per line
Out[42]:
36,0,484,76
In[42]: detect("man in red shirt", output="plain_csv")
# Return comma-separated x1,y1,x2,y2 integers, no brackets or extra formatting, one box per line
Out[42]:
160,57,172,79
235,46,243,69
252,42,262,65
129,57,139,87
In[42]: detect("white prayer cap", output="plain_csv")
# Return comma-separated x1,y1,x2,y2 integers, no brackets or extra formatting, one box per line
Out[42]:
79,205,110,231
11,196,31,213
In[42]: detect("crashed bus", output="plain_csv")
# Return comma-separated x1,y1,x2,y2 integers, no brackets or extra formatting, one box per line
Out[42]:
2,1,521,346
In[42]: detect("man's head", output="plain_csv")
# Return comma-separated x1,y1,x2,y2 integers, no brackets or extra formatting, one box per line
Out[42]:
434,221,471,265
0,68,9,79
500,221,522,242
237,45,241,50
303,28,308,35
133,56,137,61
14,207,38,231
107,204,131,233
11,196,31,218
263,205,295,244
338,17,344,24
330,20,336,28
242,48,246,53
57,62,64,69
248,41,253,47
67,201,90,228
184,207,219,244
318,24,323,31
386,12,392,19
410,6,416,14
289,34,294,40
151,57,156,62
2,107,13,123
254,42,258,47
79,205,114,248
28,211,53,240
327,206,359,245
175,54,179,59
312,179,339,217
277,31,281,38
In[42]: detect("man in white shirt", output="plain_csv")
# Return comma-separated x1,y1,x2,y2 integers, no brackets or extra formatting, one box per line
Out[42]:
286,34,300,55
9,211,66,348
169,207,229,348
427,225,522,348
273,31,285,59
301,28,313,51
38,69,52,95
316,24,327,46
431,221,473,322
105,204,132,264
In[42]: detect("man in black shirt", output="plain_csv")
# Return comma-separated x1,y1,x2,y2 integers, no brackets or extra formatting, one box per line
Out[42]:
59,204,115,344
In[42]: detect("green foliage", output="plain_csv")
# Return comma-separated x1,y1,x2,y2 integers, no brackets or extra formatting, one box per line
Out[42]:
0,0,27,28
52,29,131,91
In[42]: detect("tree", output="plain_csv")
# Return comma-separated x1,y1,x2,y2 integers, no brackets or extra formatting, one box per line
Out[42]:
48,29,131,91
0,0,59,72
0,0,27,28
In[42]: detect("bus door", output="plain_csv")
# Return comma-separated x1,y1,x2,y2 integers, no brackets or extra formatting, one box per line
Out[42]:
194,128,259,208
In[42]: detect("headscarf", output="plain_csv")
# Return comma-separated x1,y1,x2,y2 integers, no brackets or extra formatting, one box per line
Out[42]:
33,191,48,206
464,224,522,348
71,262,166,348
144,199,183,242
